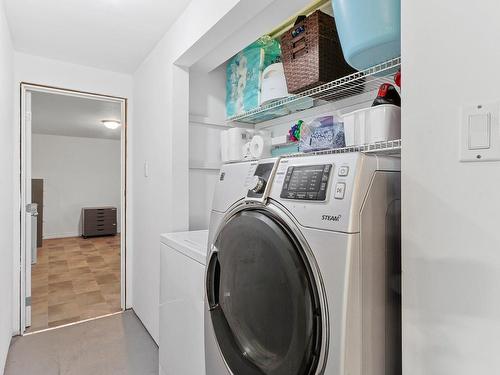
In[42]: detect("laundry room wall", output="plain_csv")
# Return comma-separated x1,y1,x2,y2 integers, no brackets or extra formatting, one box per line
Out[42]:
0,2,14,372
132,0,241,343
12,52,134,333
189,66,227,230
31,134,121,239
132,0,311,342
402,0,500,373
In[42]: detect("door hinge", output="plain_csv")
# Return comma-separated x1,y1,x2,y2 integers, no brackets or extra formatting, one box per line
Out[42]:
26,203,38,215
25,296,31,307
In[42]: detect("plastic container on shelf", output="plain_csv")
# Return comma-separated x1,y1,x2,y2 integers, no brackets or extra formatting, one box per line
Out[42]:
260,63,289,106
226,36,281,118
271,143,299,157
299,115,346,153
332,0,401,70
342,104,401,146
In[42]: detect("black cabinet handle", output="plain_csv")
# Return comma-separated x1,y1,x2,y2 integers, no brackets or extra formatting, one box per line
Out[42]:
206,251,221,311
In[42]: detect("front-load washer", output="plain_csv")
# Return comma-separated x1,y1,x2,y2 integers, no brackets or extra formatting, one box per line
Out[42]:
205,152,401,375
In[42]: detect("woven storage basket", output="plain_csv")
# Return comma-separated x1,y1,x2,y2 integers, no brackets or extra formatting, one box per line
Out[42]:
281,10,356,96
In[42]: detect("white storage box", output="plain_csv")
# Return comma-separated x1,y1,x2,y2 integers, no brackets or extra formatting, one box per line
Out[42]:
342,104,401,146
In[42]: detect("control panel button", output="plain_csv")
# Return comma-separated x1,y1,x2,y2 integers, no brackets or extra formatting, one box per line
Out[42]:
338,166,349,177
306,192,318,200
334,183,346,199
296,192,307,200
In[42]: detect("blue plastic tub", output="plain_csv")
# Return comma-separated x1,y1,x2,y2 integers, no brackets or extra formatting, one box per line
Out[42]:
332,0,401,70
271,143,299,157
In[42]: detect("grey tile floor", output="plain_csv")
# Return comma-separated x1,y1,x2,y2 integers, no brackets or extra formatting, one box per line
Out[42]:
4,310,158,375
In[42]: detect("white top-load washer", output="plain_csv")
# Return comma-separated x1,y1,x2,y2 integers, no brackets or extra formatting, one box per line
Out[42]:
205,153,401,375
160,230,209,375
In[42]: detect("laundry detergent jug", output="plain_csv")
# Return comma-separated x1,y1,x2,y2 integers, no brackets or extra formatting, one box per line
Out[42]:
332,0,401,70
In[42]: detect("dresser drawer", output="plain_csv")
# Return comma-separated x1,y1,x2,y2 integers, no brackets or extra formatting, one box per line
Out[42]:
85,221,117,230
83,227,117,237
82,207,118,237
84,209,116,218
84,214,116,225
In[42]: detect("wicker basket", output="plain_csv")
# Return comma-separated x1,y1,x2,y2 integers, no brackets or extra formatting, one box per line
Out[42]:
281,10,356,96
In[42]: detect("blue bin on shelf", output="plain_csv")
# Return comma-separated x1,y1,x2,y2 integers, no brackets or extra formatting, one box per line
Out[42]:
332,0,401,70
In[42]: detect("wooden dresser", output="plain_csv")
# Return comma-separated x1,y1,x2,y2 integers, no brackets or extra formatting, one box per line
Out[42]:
82,207,117,238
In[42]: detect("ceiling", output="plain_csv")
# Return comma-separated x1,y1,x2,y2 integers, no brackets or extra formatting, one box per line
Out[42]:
3,0,192,73
32,92,122,140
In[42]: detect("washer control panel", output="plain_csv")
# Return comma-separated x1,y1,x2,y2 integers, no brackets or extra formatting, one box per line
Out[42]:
270,153,401,233
280,164,332,201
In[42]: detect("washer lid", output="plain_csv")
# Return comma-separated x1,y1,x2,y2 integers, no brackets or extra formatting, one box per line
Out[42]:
160,230,209,265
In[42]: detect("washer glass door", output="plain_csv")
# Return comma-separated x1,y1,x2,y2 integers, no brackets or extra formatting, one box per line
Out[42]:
206,209,322,375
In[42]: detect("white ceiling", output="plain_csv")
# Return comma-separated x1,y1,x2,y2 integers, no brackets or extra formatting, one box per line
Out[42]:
32,92,122,140
4,0,192,73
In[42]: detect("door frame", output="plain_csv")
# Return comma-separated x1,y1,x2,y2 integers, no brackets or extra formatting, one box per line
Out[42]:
18,82,129,334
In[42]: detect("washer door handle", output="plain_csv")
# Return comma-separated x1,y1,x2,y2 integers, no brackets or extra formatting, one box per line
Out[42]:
206,251,221,311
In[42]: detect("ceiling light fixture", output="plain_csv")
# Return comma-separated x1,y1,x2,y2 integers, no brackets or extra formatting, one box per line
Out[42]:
101,120,121,130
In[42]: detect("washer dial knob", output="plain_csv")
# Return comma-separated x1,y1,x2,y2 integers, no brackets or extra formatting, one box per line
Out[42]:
249,176,266,194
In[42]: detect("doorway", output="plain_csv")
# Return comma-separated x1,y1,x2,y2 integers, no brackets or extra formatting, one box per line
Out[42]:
19,83,127,334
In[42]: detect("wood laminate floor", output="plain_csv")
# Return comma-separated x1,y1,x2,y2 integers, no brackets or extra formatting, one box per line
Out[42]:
28,235,121,333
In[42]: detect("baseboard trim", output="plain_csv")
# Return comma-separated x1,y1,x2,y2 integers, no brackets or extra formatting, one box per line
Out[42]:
23,311,124,336
43,231,121,240
43,232,79,240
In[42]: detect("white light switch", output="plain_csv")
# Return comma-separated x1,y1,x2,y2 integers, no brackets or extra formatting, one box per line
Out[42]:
460,102,500,162
468,113,491,150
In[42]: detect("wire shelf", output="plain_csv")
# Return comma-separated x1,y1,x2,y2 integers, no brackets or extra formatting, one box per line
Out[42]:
227,57,401,124
282,139,402,158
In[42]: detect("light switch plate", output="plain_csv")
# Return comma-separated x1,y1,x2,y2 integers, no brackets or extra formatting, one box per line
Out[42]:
460,102,500,162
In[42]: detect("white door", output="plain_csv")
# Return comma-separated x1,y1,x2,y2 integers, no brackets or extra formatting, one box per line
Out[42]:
22,90,34,330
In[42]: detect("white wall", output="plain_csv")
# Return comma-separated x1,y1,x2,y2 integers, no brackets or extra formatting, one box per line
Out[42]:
402,1,500,373
188,168,219,230
13,53,134,333
133,0,311,342
189,66,226,230
0,3,14,373
32,134,121,239
132,0,249,342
